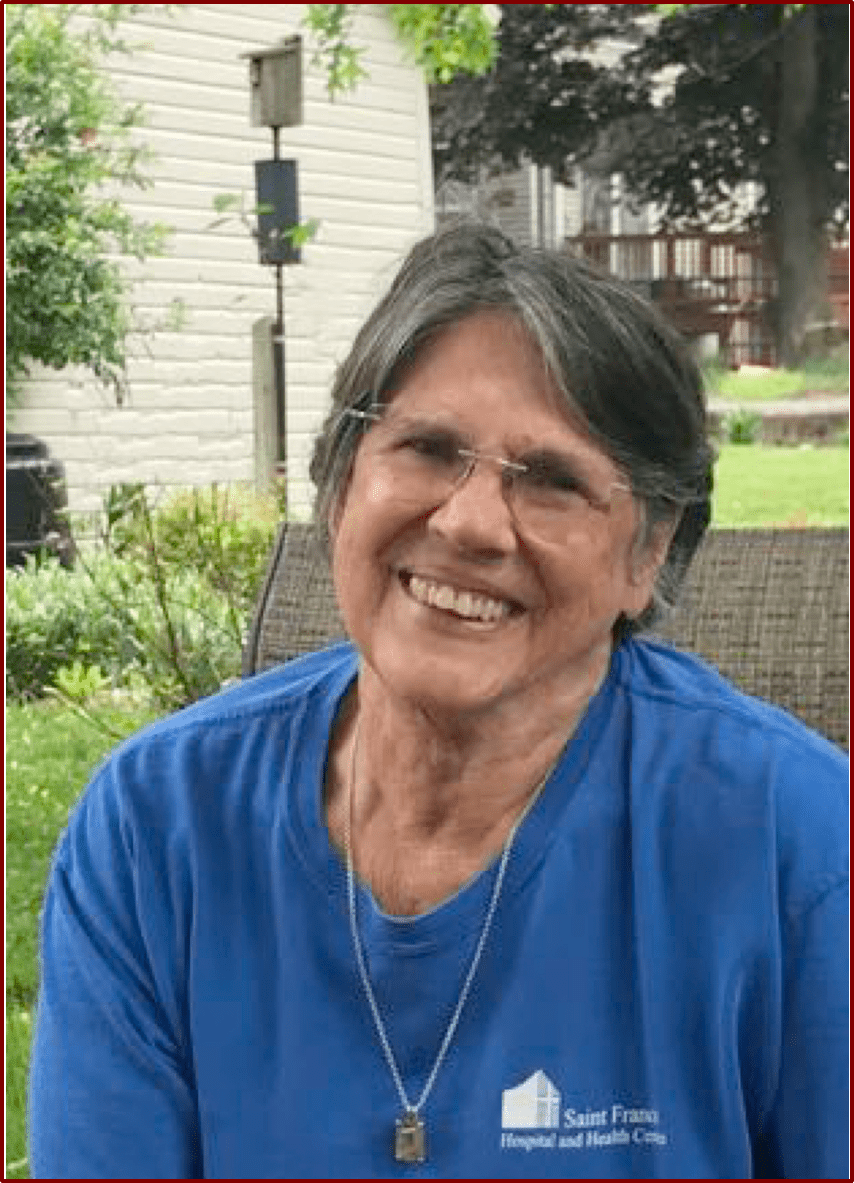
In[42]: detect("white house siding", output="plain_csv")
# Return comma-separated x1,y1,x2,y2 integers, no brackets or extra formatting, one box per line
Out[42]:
12,4,434,521
436,163,565,247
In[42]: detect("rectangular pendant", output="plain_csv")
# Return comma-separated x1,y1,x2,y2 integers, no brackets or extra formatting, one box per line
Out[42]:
394,1111,426,1163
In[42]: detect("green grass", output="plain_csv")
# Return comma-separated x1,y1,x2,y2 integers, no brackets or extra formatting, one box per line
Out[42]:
712,443,849,527
705,354,849,402
5,699,160,1179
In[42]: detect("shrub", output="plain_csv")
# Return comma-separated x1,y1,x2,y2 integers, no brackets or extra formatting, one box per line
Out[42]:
100,481,281,616
723,407,762,444
6,551,241,709
6,483,282,709
6,555,95,700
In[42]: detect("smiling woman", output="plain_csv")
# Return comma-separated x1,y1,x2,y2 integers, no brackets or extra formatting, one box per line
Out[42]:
29,223,848,1180
327,310,663,736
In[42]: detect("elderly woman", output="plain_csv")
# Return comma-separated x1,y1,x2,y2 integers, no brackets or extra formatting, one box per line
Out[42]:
30,224,847,1179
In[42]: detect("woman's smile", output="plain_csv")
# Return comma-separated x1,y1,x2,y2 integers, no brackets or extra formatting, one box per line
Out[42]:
400,570,519,625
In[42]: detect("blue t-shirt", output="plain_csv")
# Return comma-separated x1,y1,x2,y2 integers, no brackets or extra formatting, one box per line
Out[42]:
29,638,848,1178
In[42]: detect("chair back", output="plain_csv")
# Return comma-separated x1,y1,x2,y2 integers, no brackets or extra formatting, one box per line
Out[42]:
243,524,849,750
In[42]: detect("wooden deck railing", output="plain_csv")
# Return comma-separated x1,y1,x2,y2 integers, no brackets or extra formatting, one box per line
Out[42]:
564,232,849,366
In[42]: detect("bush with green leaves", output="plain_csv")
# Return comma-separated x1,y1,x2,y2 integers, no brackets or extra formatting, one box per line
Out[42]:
5,4,169,406
101,481,282,617
6,550,239,709
6,555,97,701
723,407,763,445
6,483,282,710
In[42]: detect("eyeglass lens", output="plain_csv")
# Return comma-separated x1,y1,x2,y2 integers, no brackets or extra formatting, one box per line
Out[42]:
347,408,628,540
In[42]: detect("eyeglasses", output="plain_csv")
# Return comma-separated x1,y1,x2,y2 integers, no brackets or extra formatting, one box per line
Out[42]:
343,406,632,545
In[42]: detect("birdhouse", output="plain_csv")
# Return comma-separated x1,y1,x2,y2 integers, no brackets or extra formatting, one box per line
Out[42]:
242,36,303,128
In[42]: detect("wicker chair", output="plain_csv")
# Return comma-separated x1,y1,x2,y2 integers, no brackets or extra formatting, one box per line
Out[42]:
243,525,849,750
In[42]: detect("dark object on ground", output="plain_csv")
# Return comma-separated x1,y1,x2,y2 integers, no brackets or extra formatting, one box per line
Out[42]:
6,433,75,568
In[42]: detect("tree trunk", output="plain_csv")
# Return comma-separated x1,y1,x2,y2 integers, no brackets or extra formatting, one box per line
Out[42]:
769,5,828,367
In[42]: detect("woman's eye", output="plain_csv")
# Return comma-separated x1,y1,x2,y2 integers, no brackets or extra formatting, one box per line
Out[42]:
520,460,585,496
401,432,460,465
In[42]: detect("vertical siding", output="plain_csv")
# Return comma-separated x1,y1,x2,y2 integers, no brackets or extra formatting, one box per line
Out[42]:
435,165,534,245
12,4,434,519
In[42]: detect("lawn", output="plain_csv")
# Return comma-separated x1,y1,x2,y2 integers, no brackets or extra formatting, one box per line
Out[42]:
705,353,849,402
5,700,159,1179
4,442,848,1174
712,443,849,527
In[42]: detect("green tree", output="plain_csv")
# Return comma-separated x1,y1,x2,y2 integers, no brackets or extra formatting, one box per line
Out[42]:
432,4,849,367
305,4,496,96
5,5,169,408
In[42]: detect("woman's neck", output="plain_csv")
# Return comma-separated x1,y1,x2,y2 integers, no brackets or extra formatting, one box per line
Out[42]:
325,654,609,915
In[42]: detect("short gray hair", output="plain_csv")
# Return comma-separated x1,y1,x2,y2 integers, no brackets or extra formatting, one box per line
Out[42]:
310,220,714,639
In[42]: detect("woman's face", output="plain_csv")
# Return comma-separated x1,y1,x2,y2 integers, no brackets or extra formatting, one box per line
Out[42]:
330,309,668,721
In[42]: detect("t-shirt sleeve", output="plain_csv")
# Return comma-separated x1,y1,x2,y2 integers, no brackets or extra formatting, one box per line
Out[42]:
753,877,849,1179
28,761,202,1179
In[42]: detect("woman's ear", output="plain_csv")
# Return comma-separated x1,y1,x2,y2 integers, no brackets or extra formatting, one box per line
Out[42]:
326,467,353,543
327,491,343,543
644,514,678,578
625,512,679,617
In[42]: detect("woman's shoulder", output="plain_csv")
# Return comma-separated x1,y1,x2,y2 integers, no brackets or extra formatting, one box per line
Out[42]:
118,641,357,753
611,637,848,914
616,635,847,770
66,642,358,834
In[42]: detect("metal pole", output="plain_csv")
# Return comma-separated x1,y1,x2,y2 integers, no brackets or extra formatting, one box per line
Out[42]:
271,126,287,508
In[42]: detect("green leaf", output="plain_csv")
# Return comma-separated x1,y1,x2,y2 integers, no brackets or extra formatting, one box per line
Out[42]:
284,217,321,247
212,192,242,214
388,4,496,83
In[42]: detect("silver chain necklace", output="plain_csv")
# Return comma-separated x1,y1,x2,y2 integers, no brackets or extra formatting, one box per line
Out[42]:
344,719,557,1165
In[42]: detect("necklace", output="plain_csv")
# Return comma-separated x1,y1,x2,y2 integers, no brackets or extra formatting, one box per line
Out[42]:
344,720,558,1164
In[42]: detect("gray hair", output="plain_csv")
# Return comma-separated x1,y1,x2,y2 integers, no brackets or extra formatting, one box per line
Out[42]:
310,220,714,639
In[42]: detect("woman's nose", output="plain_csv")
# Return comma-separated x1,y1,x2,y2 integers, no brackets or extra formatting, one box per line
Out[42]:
426,456,518,556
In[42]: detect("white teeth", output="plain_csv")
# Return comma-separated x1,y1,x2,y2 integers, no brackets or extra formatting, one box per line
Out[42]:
457,592,475,618
407,575,511,622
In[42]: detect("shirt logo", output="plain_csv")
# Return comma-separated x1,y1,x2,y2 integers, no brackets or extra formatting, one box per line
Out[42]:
501,1070,561,1129
499,1071,669,1155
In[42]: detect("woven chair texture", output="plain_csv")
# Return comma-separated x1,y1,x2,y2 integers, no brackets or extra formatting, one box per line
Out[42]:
654,528,848,749
243,524,848,750
243,524,345,669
